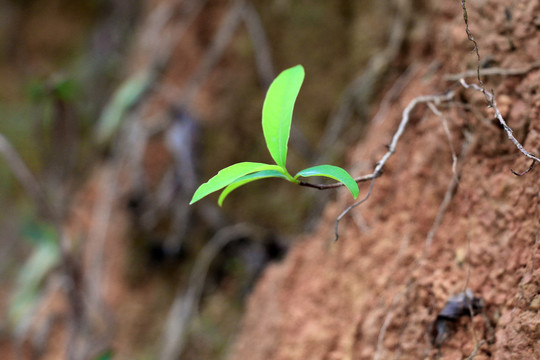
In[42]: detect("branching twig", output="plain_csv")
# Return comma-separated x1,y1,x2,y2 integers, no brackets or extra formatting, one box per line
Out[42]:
461,0,484,91
459,0,539,169
333,91,455,241
459,79,540,165
298,173,379,190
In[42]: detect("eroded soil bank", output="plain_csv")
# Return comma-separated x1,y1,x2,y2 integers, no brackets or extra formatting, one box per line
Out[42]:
232,2,540,359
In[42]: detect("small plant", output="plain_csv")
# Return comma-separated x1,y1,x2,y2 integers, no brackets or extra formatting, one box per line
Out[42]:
190,65,359,206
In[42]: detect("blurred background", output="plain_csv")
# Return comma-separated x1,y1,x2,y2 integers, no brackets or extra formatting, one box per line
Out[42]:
0,0,416,358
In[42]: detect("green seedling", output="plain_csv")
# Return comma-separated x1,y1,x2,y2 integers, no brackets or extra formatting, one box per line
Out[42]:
190,65,359,206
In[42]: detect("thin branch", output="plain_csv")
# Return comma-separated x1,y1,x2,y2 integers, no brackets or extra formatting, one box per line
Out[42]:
444,61,540,81
334,178,376,242
333,91,455,241
298,173,379,190
511,160,535,176
459,79,540,164
374,92,456,178
459,0,539,167
461,0,484,90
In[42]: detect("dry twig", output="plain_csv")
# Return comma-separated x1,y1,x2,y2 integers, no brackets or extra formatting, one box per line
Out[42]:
333,91,455,241
444,61,540,81
459,0,539,168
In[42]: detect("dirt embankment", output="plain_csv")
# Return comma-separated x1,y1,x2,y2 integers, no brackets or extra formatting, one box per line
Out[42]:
232,2,540,359
2,1,539,359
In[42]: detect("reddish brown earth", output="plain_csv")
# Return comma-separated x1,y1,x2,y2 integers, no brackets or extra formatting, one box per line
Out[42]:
232,2,540,360
2,1,539,359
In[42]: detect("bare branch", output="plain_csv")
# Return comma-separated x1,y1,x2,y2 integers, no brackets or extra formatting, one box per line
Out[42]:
333,91,456,241
460,0,485,90
459,79,540,164
511,160,535,176
298,173,379,190
444,61,540,81
334,178,376,242
459,0,539,167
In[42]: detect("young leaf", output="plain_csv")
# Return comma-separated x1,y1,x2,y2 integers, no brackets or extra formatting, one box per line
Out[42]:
295,165,360,199
218,170,290,206
262,65,305,169
190,162,284,205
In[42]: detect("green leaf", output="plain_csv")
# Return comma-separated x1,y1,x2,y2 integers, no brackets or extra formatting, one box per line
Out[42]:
9,223,60,328
95,71,153,145
295,165,359,199
190,162,285,205
218,170,290,206
262,65,305,168
93,350,113,360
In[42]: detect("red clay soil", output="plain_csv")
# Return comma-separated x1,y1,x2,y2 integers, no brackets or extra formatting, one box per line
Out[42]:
3,1,539,359
231,2,540,360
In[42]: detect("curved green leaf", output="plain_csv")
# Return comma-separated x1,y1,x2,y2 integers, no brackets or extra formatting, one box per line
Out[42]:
218,170,290,206
95,71,153,145
262,65,305,168
295,165,359,199
190,162,284,205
